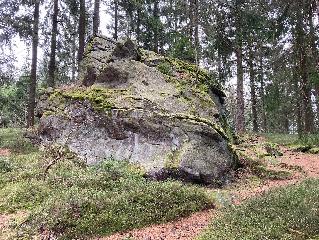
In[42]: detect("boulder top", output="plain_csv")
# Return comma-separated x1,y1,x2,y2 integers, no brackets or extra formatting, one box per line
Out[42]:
79,36,225,99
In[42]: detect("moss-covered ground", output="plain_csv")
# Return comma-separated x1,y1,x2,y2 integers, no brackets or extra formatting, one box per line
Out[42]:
2,129,317,240
0,128,214,239
263,133,319,154
198,178,319,240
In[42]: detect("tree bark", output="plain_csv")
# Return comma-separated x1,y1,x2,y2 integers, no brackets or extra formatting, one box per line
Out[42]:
48,0,59,88
71,31,77,82
77,0,86,63
235,0,245,133
259,53,267,132
296,2,315,133
93,0,100,36
309,2,319,128
27,0,40,127
114,0,118,40
235,47,245,133
136,10,141,45
248,42,258,132
194,0,200,68
153,0,160,53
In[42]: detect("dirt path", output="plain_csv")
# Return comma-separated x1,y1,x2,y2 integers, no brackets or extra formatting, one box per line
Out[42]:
100,147,319,240
0,148,10,157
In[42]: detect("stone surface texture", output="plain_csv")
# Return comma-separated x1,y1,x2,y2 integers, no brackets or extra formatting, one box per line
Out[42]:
36,36,237,184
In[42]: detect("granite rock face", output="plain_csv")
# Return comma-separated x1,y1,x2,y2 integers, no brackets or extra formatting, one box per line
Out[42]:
37,36,237,184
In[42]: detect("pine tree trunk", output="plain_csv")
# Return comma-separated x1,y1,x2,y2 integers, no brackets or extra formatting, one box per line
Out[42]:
309,3,319,128
27,0,40,128
77,0,86,63
153,0,159,53
248,43,258,132
71,31,76,82
235,0,245,133
236,47,245,133
48,0,59,88
136,11,141,45
93,0,100,36
189,0,194,39
189,0,199,63
315,87,319,125
194,0,200,67
114,0,118,40
293,62,303,135
259,54,267,132
296,3,315,133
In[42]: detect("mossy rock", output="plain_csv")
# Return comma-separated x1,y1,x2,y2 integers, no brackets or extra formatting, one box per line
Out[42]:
37,36,237,185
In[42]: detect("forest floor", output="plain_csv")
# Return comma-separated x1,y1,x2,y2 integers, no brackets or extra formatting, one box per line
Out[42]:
0,136,318,240
100,136,319,240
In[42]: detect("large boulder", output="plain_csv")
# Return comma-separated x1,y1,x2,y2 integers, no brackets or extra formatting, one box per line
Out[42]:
36,36,238,185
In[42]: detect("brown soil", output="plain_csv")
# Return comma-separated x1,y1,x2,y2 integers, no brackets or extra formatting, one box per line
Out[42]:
0,212,27,240
0,148,10,157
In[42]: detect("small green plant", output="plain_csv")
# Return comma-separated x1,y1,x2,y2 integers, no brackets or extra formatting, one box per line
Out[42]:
0,157,12,173
309,147,319,154
263,142,283,157
245,158,291,180
157,62,173,76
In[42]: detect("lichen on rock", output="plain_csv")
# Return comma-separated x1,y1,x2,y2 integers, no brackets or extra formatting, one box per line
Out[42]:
36,36,238,185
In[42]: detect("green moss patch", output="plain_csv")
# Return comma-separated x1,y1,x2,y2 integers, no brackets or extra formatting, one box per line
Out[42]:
141,49,224,99
264,133,319,154
49,86,129,113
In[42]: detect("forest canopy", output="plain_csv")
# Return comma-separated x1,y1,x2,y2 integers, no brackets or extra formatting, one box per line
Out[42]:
0,0,318,135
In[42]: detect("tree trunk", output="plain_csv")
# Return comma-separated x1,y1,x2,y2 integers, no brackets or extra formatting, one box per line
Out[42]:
114,0,118,40
93,0,100,36
309,2,319,128
236,47,245,133
27,0,40,128
194,0,200,68
136,10,141,45
293,44,303,135
235,0,245,133
71,31,77,82
153,0,159,53
315,86,319,126
77,0,86,63
48,0,59,88
248,42,258,132
296,2,315,133
189,0,194,40
259,54,267,132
